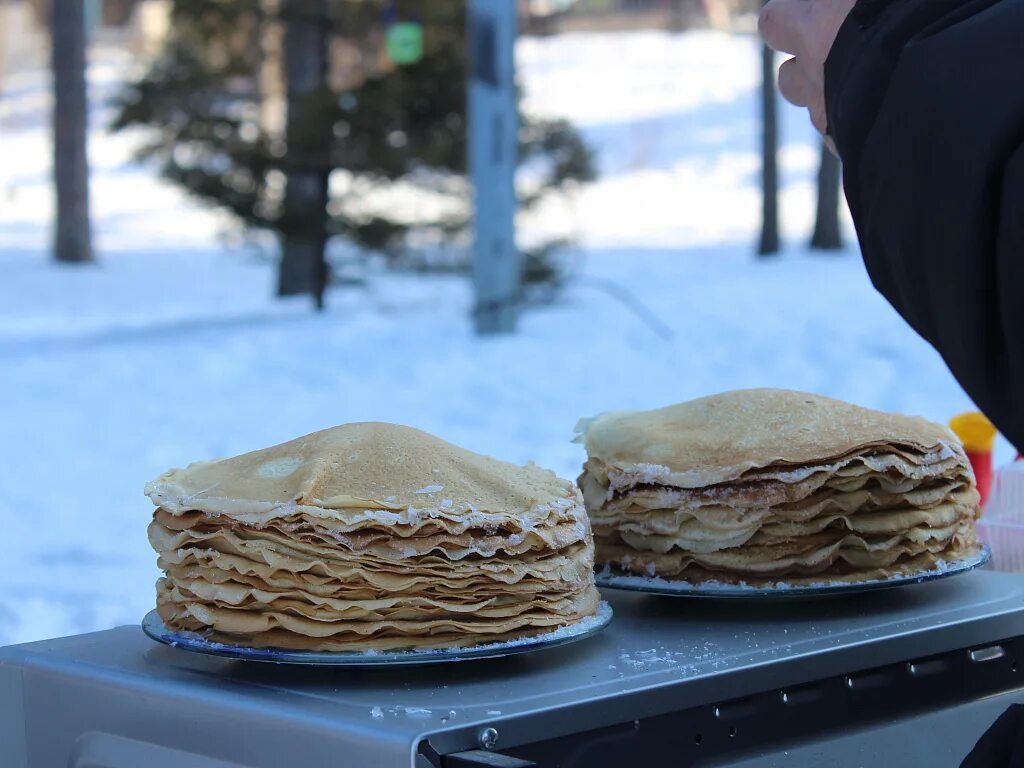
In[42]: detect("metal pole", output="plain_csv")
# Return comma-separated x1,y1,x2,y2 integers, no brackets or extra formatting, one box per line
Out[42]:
468,0,519,335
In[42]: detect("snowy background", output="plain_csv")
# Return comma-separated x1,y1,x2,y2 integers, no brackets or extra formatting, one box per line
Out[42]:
0,31,1006,646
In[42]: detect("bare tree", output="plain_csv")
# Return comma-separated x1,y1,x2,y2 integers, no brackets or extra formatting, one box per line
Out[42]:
810,141,843,250
52,0,93,263
701,0,732,31
758,43,779,257
277,0,330,308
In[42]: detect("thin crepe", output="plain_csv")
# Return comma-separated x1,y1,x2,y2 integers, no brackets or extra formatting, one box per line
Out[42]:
576,389,964,490
577,390,981,583
146,422,600,651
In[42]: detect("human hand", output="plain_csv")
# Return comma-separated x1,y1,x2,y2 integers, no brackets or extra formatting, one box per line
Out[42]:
759,0,857,152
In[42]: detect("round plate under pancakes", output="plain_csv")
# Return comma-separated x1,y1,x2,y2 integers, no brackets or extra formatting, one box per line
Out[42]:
141,601,612,665
595,545,991,599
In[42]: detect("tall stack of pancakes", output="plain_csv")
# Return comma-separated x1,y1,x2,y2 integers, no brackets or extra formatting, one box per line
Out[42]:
146,423,599,651
577,389,981,584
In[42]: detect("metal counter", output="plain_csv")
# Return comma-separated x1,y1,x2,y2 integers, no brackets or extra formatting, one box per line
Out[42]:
4,569,1024,767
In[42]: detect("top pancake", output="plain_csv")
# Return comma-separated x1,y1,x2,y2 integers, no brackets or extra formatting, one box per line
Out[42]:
146,422,579,525
576,389,965,489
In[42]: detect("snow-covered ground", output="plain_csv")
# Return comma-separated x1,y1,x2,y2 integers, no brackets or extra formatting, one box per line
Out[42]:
0,31,1006,646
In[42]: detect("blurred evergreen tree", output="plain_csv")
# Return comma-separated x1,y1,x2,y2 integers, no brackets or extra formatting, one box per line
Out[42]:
111,0,595,307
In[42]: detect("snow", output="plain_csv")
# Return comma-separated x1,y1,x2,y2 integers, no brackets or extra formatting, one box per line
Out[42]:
0,31,1012,646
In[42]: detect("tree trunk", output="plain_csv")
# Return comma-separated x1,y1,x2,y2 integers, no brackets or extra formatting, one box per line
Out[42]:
668,0,686,31
258,0,286,138
701,0,731,31
758,43,779,257
810,141,843,250
52,0,93,263
278,0,329,308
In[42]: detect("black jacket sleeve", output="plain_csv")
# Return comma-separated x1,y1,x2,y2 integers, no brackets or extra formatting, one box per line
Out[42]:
960,704,1024,767
824,0,1024,452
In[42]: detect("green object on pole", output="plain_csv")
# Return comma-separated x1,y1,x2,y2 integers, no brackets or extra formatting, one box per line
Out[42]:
386,22,423,65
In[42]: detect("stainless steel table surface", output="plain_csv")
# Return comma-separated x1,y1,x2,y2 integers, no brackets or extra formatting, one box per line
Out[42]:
4,569,1024,767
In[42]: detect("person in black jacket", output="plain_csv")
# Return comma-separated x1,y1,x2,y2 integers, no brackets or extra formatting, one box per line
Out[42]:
759,0,1024,454
763,4,1023,764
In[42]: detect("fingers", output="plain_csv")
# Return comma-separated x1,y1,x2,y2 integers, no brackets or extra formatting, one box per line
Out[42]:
760,0,848,147
810,97,828,135
809,0,858,60
759,0,810,56
776,57,810,107
778,56,829,139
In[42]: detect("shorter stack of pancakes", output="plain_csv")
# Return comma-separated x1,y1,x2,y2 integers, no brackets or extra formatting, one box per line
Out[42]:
146,423,599,651
577,389,981,584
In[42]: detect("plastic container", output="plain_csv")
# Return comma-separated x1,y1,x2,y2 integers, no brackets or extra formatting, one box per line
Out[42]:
977,461,1024,572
